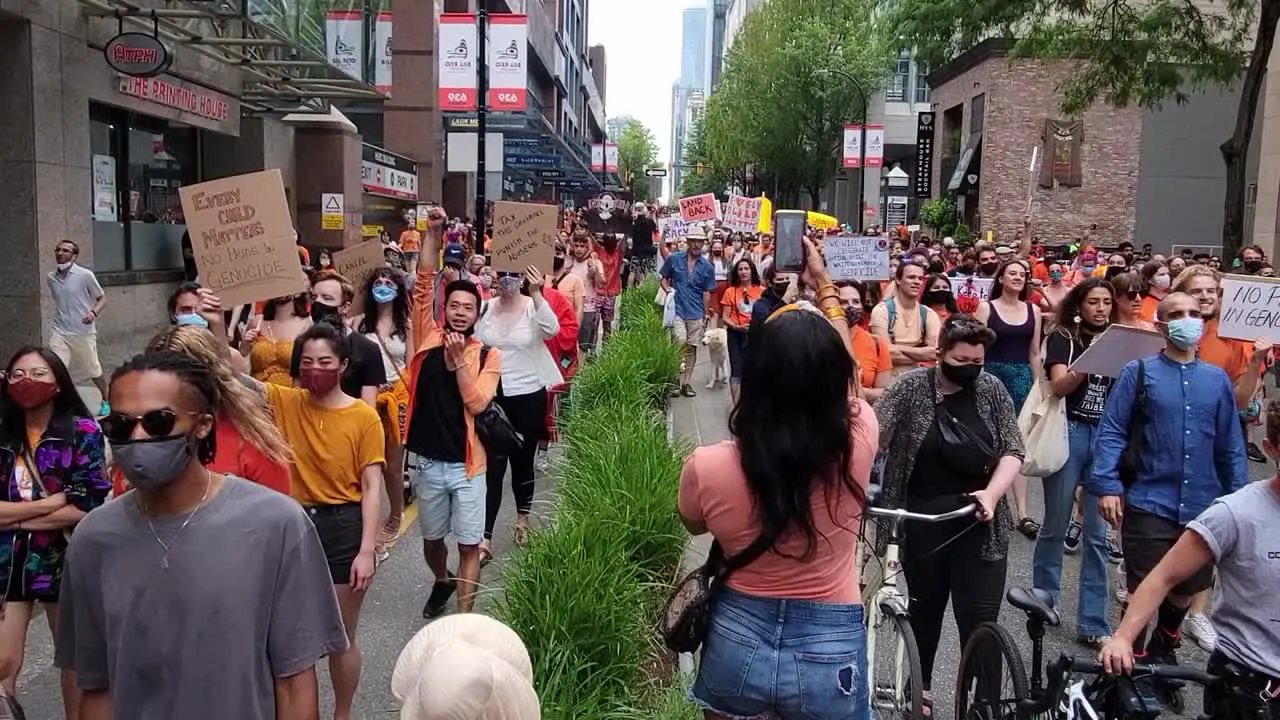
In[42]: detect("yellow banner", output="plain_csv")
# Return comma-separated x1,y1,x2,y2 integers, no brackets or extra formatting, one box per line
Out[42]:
757,196,773,233
807,211,838,230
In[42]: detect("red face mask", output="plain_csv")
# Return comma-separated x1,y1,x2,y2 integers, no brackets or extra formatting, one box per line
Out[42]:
298,367,342,395
5,378,58,410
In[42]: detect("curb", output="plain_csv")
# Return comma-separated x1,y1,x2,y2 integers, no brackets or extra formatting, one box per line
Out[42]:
669,400,698,681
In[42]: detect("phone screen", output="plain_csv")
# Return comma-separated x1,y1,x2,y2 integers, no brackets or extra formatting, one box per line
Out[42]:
774,211,805,272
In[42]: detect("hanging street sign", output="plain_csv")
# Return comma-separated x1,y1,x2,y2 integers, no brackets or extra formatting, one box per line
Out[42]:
104,31,172,78
645,167,668,177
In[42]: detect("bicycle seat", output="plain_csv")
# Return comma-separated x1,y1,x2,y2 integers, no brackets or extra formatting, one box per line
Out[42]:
1007,587,1061,626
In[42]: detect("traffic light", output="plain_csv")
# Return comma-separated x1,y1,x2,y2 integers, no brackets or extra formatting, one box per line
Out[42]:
696,162,705,175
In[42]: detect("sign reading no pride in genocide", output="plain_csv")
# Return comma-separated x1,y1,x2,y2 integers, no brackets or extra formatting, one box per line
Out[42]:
490,201,557,274
331,240,388,317
823,235,891,281
1219,273,1280,343
179,169,307,308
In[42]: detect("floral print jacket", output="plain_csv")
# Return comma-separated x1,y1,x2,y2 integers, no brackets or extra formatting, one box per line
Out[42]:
0,416,110,598
874,367,1025,561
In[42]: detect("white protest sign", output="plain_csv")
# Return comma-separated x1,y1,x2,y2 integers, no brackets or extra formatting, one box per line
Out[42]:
823,235,891,281
1069,324,1167,377
659,217,688,241
1219,273,1280,342
948,276,994,314
722,195,762,233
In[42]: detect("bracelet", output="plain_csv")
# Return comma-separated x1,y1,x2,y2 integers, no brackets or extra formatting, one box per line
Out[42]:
823,306,847,321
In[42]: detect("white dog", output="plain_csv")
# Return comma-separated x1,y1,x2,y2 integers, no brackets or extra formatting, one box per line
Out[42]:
702,327,729,389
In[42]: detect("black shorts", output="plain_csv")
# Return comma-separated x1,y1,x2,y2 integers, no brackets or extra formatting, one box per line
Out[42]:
306,503,363,584
727,327,749,379
1122,508,1214,596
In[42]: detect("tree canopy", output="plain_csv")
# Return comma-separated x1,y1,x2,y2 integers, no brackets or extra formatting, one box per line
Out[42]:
614,118,660,202
698,0,892,207
884,0,1271,258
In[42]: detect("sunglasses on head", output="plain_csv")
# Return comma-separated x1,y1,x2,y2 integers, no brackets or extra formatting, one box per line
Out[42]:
100,409,197,444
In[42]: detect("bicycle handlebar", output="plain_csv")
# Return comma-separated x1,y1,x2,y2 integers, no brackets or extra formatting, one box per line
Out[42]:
865,504,978,523
1017,654,1218,716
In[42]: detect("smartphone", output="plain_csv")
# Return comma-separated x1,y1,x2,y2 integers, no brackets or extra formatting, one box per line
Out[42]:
774,210,806,272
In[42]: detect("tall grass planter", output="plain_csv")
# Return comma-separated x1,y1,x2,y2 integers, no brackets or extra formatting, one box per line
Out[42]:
495,280,690,718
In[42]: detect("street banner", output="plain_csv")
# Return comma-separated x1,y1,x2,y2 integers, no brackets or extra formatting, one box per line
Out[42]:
491,201,558,274
824,235,890,281
604,144,619,173
178,169,307,308
486,14,527,111
842,125,862,168
722,195,762,232
332,240,386,316
590,144,604,172
373,11,393,95
325,10,364,81
438,13,478,111
1219,273,1280,343
865,124,885,168
678,193,717,223
914,111,935,197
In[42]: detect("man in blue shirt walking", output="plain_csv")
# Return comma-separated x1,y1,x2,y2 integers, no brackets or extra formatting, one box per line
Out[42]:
1089,291,1247,665
660,225,716,397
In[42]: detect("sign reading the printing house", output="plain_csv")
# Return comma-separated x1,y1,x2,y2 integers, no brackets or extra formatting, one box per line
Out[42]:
104,31,172,78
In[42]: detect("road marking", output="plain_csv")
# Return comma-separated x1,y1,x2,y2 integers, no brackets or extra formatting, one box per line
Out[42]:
395,498,418,541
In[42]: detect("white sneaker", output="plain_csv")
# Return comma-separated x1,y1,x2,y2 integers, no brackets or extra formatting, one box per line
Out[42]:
1114,561,1127,604
536,448,550,471
1183,612,1217,653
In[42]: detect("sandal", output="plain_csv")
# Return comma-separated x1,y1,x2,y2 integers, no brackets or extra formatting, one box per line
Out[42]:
1017,517,1041,539
514,524,530,547
479,545,493,568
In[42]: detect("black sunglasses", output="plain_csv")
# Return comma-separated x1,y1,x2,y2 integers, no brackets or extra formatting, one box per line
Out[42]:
100,409,197,443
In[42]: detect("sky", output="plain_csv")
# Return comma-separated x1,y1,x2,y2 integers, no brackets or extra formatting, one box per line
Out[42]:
588,0,688,174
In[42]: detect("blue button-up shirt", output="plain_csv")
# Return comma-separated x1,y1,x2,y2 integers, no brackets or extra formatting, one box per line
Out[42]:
1088,353,1247,525
660,251,716,321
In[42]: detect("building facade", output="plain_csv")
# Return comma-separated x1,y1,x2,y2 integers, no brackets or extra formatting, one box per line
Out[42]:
671,7,709,198
705,0,729,93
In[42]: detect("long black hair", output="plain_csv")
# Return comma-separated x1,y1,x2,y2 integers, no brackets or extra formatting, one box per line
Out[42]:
111,352,219,464
357,267,409,338
1054,277,1114,337
729,309,865,560
729,257,761,288
0,347,92,451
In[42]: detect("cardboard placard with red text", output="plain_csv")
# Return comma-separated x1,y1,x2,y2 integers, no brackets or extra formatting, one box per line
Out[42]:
678,193,718,223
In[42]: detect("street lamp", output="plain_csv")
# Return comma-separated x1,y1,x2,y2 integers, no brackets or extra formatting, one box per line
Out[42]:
816,68,868,225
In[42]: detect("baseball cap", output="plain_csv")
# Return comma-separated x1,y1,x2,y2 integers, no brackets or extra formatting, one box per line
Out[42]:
442,243,466,268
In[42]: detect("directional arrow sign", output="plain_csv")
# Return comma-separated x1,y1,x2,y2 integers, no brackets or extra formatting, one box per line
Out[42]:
645,167,668,177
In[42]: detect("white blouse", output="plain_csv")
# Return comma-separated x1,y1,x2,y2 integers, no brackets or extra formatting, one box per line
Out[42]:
476,297,563,395
365,331,407,383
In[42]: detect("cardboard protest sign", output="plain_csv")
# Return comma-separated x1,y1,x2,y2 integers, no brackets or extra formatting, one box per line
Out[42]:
722,195,762,233
179,169,307,308
490,201,558,274
659,217,688,242
331,240,388,317
1219,273,1280,343
1069,325,1167,377
948,276,994,314
823,235,890,281
678,193,717,223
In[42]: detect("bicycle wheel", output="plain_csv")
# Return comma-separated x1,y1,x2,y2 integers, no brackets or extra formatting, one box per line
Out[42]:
954,622,1030,720
870,611,924,720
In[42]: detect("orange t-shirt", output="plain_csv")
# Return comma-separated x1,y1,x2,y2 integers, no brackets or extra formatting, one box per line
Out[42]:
850,326,892,388
1199,320,1253,384
297,246,311,266
1031,261,1049,284
595,243,625,297
721,284,765,327
1139,295,1159,323
677,403,878,603
111,414,291,496
399,229,421,253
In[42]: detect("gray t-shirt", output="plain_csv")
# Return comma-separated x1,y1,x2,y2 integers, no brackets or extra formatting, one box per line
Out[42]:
54,476,349,719
47,264,104,336
1186,480,1280,677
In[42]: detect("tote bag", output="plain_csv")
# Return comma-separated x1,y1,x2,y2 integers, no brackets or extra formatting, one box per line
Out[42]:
1017,333,1072,477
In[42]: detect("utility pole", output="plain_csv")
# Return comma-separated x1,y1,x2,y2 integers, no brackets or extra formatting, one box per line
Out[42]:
475,9,489,237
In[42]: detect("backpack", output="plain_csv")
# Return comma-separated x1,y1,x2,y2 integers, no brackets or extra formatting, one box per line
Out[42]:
884,297,929,347
1118,360,1148,487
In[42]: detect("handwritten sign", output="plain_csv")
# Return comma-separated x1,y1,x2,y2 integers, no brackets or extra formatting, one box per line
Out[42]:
1219,273,1280,342
659,218,688,242
1069,325,1167,377
722,195,762,233
179,169,307,307
678,193,717,223
490,200,557,274
331,240,388,317
948,276,994,314
823,235,890,281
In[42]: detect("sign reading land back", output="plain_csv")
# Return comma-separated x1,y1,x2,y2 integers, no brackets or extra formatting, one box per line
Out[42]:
178,169,308,307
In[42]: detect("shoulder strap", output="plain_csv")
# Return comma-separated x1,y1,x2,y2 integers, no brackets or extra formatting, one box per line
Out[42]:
885,297,898,335
1134,358,1147,406
917,304,929,347
371,330,405,376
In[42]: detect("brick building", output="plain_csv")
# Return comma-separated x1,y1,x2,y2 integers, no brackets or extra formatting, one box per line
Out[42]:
926,39,1256,254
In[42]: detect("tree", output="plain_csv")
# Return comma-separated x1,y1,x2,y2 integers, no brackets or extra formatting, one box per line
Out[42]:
886,0,1267,259
699,0,892,209
614,118,660,202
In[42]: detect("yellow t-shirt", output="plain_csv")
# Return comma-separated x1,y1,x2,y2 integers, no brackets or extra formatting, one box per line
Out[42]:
265,384,385,505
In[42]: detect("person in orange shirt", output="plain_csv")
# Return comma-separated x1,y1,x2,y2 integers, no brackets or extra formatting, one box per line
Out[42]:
923,273,957,326
836,281,893,403
721,258,765,404
1138,259,1171,323
399,226,422,268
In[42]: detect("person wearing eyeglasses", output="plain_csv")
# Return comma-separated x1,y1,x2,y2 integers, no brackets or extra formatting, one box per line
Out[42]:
55,351,347,720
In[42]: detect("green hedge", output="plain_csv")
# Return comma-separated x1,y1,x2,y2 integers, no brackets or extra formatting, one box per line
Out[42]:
495,280,691,718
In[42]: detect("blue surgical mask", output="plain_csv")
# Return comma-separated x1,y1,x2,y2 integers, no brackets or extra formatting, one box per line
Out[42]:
175,313,209,329
1165,317,1204,350
371,284,398,304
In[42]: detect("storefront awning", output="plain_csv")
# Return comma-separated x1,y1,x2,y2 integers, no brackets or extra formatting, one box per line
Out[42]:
77,0,386,115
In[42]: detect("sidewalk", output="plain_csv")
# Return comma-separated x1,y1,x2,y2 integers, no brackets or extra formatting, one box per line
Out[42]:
73,324,166,408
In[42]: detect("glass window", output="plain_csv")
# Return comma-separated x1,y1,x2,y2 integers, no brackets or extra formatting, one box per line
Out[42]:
90,104,127,272
887,48,909,102
970,93,985,134
914,60,930,103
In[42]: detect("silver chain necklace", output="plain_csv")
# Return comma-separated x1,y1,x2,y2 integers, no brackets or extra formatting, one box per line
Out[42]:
139,472,214,569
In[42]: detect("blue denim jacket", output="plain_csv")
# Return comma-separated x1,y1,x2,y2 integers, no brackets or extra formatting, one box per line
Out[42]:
1088,353,1247,525
660,251,716,320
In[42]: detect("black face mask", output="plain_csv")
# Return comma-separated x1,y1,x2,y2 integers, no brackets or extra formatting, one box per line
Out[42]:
553,256,566,271
980,262,999,275
940,361,982,387
772,282,790,296
1245,260,1263,273
310,301,342,325
1105,266,1126,280
923,289,952,306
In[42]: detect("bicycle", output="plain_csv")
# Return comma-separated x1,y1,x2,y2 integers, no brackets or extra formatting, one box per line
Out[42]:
954,586,1219,719
859,496,979,720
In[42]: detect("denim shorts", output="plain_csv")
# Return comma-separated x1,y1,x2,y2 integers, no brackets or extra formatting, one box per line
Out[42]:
690,587,870,720
408,454,485,545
